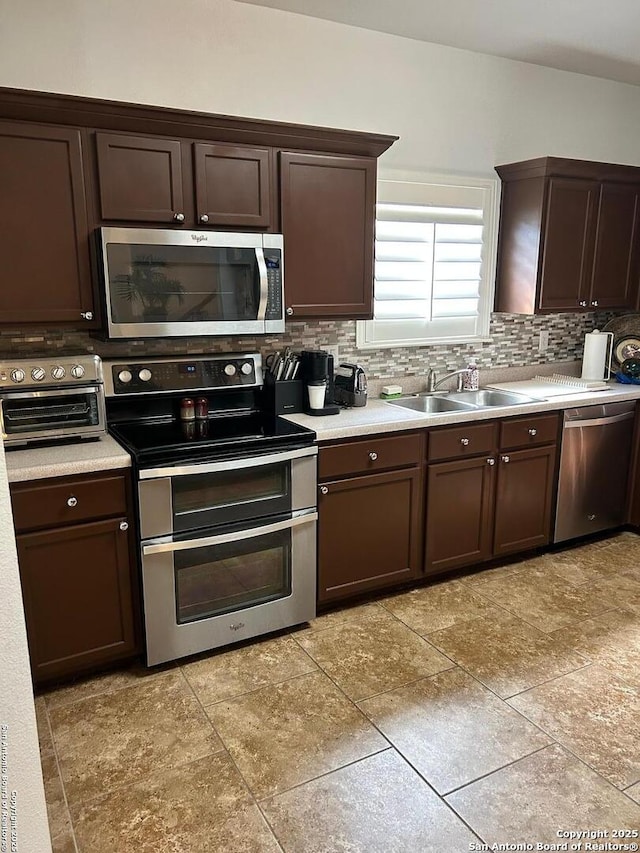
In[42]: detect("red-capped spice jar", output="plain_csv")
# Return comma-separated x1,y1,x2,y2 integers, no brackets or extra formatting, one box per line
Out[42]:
180,397,195,421
195,397,209,420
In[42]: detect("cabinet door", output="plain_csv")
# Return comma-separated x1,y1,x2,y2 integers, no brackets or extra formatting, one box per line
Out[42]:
425,456,495,574
318,467,423,603
95,132,186,223
280,152,376,319
17,517,137,683
493,446,556,557
0,121,94,326
193,143,271,227
538,178,598,311
590,183,640,310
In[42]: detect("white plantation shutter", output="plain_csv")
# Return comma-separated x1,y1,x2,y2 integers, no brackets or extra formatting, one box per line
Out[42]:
357,175,498,348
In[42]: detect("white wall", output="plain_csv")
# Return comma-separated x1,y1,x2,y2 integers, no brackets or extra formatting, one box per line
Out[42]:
0,441,51,853
0,0,639,177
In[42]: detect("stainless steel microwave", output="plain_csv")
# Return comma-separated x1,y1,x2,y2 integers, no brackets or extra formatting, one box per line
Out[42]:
99,228,284,339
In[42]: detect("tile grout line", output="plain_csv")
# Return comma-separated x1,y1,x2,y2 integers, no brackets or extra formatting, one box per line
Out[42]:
40,699,81,853
442,742,554,798
180,665,286,852
42,664,179,712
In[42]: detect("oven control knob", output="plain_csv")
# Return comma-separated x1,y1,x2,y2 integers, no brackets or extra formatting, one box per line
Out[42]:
118,369,133,384
10,368,25,383
31,367,46,382
51,365,66,380
138,368,152,382
240,362,253,376
71,364,85,379
224,363,237,377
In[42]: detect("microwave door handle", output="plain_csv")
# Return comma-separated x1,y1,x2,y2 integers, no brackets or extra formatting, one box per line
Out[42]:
142,511,318,555
256,247,268,321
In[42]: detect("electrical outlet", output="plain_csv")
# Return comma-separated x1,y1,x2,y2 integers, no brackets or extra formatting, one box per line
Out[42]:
326,345,340,365
539,330,550,352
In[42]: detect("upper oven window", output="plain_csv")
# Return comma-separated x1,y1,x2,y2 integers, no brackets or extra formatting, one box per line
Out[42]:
105,243,261,325
172,462,290,532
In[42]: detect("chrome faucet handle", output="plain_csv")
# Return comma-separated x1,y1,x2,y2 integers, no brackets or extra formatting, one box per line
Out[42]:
456,373,465,392
426,368,436,392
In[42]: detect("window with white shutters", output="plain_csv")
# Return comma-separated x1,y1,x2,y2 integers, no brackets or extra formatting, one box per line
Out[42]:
356,173,499,349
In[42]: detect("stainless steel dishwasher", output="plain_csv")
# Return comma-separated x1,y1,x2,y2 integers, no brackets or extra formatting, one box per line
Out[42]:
554,401,636,543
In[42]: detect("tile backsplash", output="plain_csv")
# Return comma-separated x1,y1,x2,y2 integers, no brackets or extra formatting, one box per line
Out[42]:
0,311,616,381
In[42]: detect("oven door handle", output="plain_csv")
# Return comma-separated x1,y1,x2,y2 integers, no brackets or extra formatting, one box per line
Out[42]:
256,247,268,321
139,444,318,480
142,511,318,555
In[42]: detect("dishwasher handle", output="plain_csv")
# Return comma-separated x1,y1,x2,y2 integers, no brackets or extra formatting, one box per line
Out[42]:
564,410,635,429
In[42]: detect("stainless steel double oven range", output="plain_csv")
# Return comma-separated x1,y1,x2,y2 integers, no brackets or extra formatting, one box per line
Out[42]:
106,354,317,666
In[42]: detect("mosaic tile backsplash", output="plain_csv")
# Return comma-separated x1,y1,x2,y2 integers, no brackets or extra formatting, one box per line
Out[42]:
0,311,616,381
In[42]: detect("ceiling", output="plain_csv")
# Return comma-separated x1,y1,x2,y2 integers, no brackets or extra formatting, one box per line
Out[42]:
235,0,640,86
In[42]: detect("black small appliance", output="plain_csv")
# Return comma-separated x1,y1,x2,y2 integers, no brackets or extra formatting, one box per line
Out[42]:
299,350,340,416
334,363,368,407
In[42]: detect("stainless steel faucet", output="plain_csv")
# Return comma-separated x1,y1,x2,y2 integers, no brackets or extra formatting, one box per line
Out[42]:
426,367,469,392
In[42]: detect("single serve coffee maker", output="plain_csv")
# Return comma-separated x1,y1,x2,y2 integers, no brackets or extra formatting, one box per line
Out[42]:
299,350,340,416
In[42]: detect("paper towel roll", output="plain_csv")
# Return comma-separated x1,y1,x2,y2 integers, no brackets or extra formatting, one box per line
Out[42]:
581,329,612,380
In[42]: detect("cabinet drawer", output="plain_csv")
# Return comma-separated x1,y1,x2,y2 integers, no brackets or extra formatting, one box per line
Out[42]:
428,422,497,462
11,473,128,533
319,432,423,480
500,414,559,450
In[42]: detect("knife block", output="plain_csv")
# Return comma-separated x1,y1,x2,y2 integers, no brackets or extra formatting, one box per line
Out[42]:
262,374,304,415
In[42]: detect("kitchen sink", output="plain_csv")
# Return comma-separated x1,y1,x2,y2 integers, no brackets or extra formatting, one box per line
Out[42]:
452,390,543,407
385,395,478,414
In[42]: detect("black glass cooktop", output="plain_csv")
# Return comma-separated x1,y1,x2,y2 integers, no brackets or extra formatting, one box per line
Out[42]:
109,412,315,469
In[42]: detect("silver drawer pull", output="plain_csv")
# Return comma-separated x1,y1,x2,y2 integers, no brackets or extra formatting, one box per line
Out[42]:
501,455,510,463
460,438,470,446
528,428,537,436
67,496,78,508
320,486,329,495
369,451,378,461
119,521,129,532
286,307,294,316
486,457,495,466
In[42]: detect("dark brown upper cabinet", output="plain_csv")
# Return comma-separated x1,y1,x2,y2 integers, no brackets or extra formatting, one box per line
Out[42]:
0,86,396,328
193,143,272,228
95,132,185,224
495,157,640,314
0,121,96,327
280,151,377,319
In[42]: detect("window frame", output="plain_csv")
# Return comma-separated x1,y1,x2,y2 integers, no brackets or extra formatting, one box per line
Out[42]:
356,170,500,350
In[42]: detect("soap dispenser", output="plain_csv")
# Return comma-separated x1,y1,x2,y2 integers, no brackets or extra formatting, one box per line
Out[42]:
463,361,479,390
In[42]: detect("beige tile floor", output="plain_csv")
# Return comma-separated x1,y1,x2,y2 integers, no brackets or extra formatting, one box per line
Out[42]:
37,531,640,852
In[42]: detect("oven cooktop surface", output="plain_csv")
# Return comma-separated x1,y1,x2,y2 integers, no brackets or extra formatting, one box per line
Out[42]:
109,412,315,468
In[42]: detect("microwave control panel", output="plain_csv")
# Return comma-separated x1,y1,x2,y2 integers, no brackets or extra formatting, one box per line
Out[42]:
104,354,263,396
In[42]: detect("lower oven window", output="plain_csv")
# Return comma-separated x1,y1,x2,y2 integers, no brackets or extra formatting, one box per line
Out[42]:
174,529,291,624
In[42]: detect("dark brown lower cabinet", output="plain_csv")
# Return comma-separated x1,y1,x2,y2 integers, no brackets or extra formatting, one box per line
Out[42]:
318,467,423,603
425,424,558,575
16,517,137,683
493,446,556,556
425,456,495,574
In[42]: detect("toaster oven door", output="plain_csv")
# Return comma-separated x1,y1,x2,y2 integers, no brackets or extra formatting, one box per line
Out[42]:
0,387,106,445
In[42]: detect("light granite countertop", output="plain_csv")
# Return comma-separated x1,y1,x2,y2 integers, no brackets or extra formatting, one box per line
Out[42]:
285,382,640,442
5,434,132,483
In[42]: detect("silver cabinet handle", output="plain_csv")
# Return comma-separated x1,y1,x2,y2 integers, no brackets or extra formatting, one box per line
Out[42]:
119,521,129,531
320,486,329,495
486,457,495,466
173,212,185,222
579,300,587,307
199,214,209,223
369,451,378,461
80,311,93,320
528,428,537,436
67,496,78,507
286,307,294,316
592,300,599,307
501,455,510,463
460,438,470,446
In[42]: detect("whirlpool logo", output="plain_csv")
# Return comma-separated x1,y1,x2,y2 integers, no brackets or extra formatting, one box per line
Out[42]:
191,234,209,243
229,623,246,632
